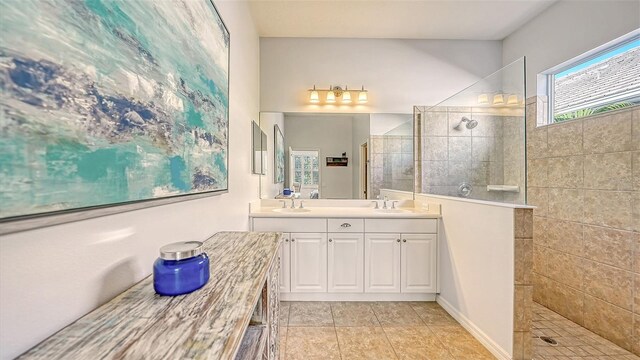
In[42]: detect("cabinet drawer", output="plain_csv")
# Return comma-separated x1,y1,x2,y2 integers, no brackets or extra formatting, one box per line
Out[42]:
252,218,326,232
364,219,437,233
327,219,364,233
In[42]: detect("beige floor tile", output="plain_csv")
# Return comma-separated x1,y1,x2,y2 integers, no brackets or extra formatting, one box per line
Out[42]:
279,327,287,360
384,326,453,360
331,302,380,327
371,301,424,326
288,301,334,327
429,325,496,360
336,326,398,359
410,302,458,326
280,302,290,326
285,327,340,360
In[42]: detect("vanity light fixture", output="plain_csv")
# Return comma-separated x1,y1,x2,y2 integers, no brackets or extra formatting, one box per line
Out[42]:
493,93,504,105
358,86,368,103
326,86,336,103
309,85,320,103
307,85,368,104
507,94,519,105
342,86,352,103
477,93,489,105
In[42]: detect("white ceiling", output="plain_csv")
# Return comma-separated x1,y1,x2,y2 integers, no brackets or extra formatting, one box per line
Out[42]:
248,0,557,40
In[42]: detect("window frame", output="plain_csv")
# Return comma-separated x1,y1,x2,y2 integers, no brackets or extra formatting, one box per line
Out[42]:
543,30,640,126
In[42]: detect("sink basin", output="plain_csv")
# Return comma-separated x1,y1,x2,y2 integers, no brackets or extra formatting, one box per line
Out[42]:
272,208,311,213
374,209,411,214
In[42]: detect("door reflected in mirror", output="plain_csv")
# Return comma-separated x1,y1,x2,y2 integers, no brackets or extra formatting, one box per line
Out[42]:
258,112,414,200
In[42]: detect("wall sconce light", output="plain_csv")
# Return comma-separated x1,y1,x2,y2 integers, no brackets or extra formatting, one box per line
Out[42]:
507,94,519,105
493,93,504,105
309,85,320,103
326,87,336,103
477,93,489,105
358,86,368,103
308,85,368,104
342,86,352,103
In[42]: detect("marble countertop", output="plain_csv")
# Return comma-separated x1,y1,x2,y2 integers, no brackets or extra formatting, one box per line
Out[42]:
19,232,282,360
249,206,441,219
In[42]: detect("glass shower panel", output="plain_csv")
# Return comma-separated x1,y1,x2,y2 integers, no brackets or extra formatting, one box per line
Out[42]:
414,58,526,204
369,119,414,199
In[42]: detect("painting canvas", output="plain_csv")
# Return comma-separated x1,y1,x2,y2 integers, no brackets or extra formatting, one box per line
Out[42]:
274,125,285,184
0,0,230,220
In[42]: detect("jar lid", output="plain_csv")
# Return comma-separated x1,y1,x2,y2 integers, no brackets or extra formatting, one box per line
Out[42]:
159,241,204,261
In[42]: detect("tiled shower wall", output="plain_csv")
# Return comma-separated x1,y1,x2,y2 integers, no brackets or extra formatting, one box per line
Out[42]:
369,135,414,199
416,107,525,204
526,97,640,355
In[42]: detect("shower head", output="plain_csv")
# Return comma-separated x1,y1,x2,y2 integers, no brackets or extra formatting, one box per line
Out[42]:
454,116,478,130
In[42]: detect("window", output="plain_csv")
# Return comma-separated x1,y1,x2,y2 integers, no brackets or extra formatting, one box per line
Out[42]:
545,35,640,124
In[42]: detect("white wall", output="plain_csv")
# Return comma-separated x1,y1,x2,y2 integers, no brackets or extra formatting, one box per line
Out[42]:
284,114,354,199
421,194,515,359
381,190,516,359
370,113,413,135
259,112,285,199
261,38,503,113
0,2,260,359
502,0,640,96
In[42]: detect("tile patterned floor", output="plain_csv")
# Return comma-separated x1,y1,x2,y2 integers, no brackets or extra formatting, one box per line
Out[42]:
532,302,639,360
278,301,496,360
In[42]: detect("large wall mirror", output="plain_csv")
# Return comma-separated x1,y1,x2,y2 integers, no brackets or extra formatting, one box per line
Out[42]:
258,112,415,200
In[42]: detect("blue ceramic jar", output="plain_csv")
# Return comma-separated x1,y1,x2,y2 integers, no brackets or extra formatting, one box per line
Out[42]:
153,241,210,296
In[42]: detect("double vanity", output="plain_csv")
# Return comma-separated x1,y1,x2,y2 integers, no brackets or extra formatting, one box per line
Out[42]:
250,199,442,301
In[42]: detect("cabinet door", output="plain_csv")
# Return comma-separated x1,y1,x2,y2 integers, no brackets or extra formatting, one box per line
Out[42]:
290,233,327,292
328,233,364,293
364,234,401,293
401,234,437,293
279,233,291,293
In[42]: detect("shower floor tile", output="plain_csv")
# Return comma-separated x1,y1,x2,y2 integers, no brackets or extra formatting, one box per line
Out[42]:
532,302,639,359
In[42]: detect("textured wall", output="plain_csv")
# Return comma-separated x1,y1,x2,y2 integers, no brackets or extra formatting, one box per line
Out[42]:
526,98,639,354
416,106,525,204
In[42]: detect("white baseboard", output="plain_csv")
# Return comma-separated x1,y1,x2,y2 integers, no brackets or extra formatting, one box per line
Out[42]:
437,296,511,360
281,292,436,302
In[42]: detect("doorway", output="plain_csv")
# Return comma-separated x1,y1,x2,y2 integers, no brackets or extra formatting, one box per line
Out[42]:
359,142,368,199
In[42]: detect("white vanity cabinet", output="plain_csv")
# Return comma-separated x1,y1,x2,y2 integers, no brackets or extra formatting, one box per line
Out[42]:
251,216,438,300
400,234,437,293
279,233,291,293
290,232,327,292
328,233,364,292
364,234,401,292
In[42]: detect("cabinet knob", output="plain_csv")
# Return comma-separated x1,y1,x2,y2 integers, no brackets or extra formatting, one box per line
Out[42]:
291,239,295,242
341,223,352,228
285,239,289,242
329,239,333,242
403,239,407,242
396,239,400,242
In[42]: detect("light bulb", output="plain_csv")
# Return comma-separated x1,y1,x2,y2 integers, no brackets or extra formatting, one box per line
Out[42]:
507,94,518,105
309,86,319,103
477,94,489,105
493,94,504,105
358,86,368,103
326,90,336,103
342,90,352,103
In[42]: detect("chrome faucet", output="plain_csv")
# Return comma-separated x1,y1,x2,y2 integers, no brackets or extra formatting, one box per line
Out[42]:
391,201,398,209
382,196,389,209
279,200,287,208
290,198,296,209
299,200,304,209
371,201,379,209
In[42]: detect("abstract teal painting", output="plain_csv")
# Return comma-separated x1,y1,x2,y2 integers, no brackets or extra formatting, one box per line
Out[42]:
0,0,230,219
